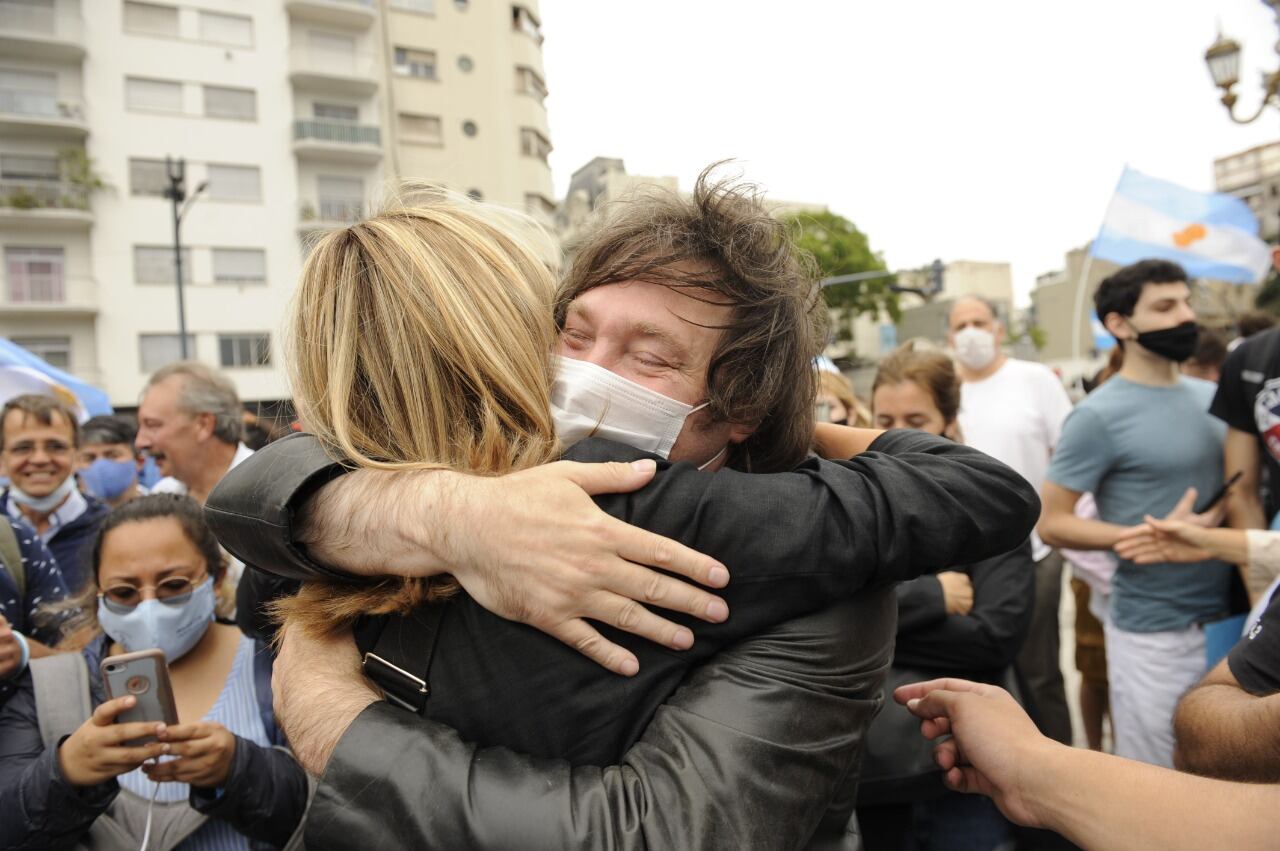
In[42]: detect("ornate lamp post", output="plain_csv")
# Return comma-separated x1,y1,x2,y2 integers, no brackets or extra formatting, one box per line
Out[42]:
1204,1,1280,124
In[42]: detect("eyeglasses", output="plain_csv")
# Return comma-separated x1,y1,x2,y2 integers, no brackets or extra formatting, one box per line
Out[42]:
99,575,207,614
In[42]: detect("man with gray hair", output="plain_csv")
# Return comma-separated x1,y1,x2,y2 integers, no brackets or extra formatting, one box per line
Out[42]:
947,294,1075,746
136,361,251,505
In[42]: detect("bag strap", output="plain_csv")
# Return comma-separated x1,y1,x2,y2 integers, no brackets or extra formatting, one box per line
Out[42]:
0,517,25,601
358,604,448,715
30,652,94,748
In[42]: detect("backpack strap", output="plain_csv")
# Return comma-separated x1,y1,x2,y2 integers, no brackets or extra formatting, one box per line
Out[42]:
30,652,94,748
0,517,25,601
357,604,448,715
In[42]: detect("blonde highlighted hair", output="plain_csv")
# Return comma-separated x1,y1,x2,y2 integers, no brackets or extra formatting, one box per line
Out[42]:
274,187,563,635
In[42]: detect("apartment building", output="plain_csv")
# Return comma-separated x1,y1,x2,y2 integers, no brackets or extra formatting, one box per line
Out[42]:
1215,140,1280,242
0,0,554,406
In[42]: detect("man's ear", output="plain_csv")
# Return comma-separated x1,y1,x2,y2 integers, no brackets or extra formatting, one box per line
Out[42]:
1271,246,1280,275
1103,311,1132,343
193,411,217,442
994,321,1007,346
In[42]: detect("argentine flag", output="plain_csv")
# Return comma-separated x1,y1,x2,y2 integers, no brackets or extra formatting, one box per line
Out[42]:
1090,168,1272,284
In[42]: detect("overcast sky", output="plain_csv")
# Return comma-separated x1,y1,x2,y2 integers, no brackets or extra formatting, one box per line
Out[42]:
538,0,1278,304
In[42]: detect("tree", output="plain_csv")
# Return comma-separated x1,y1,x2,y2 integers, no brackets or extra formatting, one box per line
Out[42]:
782,210,900,322
1255,269,1280,316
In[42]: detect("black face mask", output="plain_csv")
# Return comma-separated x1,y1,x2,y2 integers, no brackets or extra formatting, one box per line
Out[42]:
1129,320,1199,363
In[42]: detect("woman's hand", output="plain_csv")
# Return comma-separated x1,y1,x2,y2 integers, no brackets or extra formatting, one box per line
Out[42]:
148,722,237,789
57,696,170,787
937,571,974,616
1115,517,1213,564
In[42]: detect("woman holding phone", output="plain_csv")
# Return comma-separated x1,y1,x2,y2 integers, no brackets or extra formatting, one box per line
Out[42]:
0,494,307,851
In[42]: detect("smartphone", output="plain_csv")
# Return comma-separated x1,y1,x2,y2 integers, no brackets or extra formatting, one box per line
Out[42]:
101,649,179,744
1194,471,1243,515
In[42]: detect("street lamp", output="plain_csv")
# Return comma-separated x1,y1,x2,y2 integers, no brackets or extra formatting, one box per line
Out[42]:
1203,2,1280,124
161,157,208,360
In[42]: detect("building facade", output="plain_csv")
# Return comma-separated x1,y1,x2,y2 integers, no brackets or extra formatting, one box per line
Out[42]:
0,0,553,406
1215,140,1280,242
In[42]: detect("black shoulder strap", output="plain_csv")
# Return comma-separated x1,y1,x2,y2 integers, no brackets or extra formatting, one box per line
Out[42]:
358,604,448,715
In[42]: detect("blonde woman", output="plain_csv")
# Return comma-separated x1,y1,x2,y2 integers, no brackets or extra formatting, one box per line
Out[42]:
211,183,1038,849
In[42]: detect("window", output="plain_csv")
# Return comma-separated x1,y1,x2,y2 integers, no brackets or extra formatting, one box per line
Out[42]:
205,164,261,202
457,55,473,72
218,334,271,368
139,334,195,372
462,120,477,137
0,67,57,117
134,245,190,284
394,47,436,79
511,5,542,42
515,66,547,102
212,248,266,284
3,1,55,35
13,336,70,370
398,112,442,144
123,1,179,37
129,158,168,196
525,193,556,218
5,246,64,303
1,154,58,181
314,102,359,122
198,11,253,47
203,85,255,120
308,30,355,62
317,175,363,221
390,0,435,11
126,77,183,113
519,127,551,163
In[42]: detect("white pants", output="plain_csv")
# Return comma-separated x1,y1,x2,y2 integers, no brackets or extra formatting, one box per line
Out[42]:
1104,621,1206,768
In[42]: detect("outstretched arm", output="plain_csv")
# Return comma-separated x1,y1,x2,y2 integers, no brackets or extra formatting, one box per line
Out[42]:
277,594,896,851
895,678,1279,851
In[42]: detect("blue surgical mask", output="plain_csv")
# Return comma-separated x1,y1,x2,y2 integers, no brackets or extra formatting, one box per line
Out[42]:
79,458,137,501
97,578,216,663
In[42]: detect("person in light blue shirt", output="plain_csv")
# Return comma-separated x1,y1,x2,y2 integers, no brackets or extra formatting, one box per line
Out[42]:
1039,259,1234,769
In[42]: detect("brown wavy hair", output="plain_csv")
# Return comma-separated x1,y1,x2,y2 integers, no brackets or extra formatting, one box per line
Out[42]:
555,164,828,473
273,187,562,636
872,342,962,435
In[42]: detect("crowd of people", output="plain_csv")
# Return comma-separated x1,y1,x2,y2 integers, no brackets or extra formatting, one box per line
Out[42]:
0,168,1278,850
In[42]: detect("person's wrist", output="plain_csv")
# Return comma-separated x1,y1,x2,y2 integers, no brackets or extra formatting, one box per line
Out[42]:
8,630,30,679
425,470,482,578
1018,738,1075,831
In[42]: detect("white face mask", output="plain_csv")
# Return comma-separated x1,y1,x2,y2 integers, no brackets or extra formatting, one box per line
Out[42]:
551,355,709,460
8,473,77,513
953,327,998,371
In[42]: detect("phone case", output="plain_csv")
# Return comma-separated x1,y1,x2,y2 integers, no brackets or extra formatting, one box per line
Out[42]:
101,649,179,743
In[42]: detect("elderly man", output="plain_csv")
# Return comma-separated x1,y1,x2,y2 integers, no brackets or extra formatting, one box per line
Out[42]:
0,394,109,591
136,361,251,506
208,172,1038,849
948,295,1075,745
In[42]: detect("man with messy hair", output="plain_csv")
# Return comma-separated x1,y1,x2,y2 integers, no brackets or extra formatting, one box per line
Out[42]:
208,167,1037,850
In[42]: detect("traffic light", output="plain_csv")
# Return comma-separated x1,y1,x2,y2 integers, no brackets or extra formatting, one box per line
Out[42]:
925,259,945,296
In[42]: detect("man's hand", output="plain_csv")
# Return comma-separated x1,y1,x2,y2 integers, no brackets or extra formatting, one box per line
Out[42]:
150,721,237,788
936,572,974,616
0,615,22,679
895,678,1061,828
272,623,379,777
1113,488,1231,565
434,460,733,676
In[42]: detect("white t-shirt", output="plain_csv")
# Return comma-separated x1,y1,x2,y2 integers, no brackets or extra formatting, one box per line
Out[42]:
958,358,1073,561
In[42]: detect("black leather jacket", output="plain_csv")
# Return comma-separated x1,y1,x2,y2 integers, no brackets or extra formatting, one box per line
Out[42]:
206,431,1039,849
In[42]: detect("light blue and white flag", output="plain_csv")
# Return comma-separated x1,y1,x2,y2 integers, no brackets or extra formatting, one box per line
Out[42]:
0,338,111,420
1090,167,1272,284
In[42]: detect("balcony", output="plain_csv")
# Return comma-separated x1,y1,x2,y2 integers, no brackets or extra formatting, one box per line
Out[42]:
298,198,365,233
289,46,379,95
285,0,375,29
0,275,96,316
0,3,85,61
0,90,87,139
0,179,92,229
293,119,382,165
